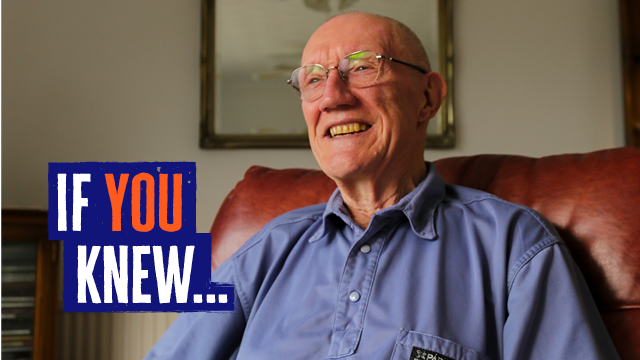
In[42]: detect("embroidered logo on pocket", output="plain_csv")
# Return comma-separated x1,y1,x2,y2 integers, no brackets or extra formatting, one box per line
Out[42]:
410,347,454,360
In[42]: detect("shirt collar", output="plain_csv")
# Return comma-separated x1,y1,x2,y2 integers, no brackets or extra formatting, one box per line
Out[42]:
309,162,446,242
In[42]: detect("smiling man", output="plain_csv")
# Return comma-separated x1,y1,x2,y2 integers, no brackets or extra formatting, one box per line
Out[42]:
296,13,444,230
145,13,620,360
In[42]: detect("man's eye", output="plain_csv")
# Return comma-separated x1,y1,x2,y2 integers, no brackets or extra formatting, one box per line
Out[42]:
350,62,376,73
303,76,323,88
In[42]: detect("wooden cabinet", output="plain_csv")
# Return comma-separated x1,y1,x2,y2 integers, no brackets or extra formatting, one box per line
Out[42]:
2,210,58,360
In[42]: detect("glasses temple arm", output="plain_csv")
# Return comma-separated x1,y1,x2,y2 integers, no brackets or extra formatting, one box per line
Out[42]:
382,56,428,74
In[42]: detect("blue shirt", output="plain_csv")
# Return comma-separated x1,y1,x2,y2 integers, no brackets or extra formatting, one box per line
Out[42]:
145,163,620,360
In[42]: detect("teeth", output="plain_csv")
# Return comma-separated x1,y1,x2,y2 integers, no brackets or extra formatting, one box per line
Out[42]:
329,123,370,138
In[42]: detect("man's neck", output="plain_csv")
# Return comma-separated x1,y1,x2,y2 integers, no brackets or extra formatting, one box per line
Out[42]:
335,163,427,229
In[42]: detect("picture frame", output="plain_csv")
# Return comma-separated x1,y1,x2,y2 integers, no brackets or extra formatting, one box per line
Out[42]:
199,0,454,148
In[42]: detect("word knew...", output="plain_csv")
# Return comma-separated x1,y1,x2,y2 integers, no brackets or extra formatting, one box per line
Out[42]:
78,245,193,304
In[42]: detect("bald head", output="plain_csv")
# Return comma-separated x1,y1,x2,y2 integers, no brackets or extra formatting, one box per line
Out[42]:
320,12,431,71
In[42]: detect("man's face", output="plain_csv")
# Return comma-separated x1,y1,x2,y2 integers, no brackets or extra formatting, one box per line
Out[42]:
301,14,433,183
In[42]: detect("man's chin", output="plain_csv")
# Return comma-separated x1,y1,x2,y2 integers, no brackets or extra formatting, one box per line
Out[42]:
320,159,373,184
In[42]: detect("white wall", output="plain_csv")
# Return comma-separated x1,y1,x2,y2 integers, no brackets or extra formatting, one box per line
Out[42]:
450,0,624,156
1,1,624,359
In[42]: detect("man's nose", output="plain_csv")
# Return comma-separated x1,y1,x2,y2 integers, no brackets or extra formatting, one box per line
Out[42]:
319,68,356,111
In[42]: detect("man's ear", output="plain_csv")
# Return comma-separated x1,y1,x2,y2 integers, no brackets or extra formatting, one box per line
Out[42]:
417,72,447,123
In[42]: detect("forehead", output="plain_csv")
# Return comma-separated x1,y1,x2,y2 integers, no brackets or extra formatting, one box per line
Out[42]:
301,14,398,65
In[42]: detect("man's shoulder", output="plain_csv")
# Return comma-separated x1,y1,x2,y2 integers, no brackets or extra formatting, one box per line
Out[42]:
439,183,566,286
444,184,557,231
230,202,326,260
261,202,326,229
440,183,563,250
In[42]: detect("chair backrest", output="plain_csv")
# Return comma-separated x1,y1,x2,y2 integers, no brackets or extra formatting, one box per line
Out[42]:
209,147,640,360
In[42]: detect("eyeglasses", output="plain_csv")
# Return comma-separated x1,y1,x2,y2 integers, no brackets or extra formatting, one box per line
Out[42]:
287,50,427,102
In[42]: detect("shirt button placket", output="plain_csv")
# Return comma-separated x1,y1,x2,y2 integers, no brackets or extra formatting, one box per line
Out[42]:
329,229,386,358
350,243,370,305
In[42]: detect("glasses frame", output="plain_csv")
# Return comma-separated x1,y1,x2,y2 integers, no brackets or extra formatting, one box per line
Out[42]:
199,0,454,149
288,50,428,101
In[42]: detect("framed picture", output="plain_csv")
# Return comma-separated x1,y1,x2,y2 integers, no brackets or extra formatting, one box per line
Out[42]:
200,0,454,148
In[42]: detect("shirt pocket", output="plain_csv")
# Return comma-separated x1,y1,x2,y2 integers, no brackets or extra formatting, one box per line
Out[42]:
390,328,491,360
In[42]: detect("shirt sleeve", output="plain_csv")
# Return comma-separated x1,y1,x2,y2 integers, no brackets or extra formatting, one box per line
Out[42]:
503,241,620,360
143,258,246,360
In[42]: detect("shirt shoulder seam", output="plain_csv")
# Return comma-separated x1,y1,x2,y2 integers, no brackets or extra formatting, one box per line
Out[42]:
230,213,322,260
507,236,561,293
443,191,559,239
231,257,251,321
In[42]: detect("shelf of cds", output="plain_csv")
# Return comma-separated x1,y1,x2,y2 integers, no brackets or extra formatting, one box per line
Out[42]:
2,210,59,360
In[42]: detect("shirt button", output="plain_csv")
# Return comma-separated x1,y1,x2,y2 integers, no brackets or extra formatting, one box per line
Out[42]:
349,291,361,302
359,244,371,254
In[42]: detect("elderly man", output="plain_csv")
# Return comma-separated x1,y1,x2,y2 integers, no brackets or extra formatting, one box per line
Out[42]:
146,12,619,360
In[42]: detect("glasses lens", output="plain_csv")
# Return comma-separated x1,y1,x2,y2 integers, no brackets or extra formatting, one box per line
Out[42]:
290,65,326,101
339,51,380,87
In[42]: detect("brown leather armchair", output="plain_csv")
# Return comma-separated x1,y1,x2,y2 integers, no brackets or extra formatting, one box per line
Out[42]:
210,147,640,360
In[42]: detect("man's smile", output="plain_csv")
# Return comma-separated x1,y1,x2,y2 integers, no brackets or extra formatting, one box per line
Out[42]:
328,122,370,138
